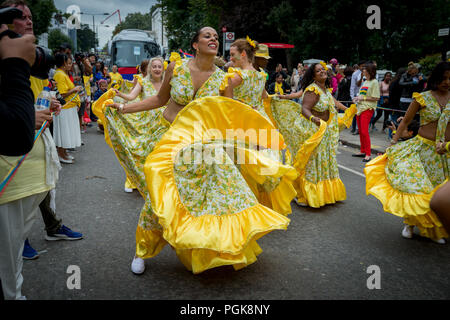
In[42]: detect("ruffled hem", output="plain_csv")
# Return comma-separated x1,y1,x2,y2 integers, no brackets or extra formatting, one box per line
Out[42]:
92,88,116,148
143,96,293,273
364,154,449,239
294,177,346,208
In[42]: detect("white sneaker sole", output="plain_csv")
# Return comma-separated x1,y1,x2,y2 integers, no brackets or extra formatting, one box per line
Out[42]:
294,198,308,207
401,226,414,239
124,188,133,193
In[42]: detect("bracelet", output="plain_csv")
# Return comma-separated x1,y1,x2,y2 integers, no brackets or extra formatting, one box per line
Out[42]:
309,115,314,122
118,104,124,113
392,130,396,135
446,141,450,152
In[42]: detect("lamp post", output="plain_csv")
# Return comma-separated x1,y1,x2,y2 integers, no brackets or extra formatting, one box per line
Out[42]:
80,12,109,52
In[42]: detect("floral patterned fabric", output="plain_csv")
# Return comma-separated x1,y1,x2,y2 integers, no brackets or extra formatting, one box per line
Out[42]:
170,59,225,106
267,83,346,207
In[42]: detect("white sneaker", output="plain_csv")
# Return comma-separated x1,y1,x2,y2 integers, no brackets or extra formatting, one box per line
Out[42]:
401,225,414,239
59,157,73,164
124,187,133,193
67,155,74,160
294,198,308,207
131,257,145,275
432,238,446,245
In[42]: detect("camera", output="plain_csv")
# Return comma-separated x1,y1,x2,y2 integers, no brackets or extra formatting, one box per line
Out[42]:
0,7,55,80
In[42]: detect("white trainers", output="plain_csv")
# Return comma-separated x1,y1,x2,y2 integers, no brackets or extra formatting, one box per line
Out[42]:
401,225,414,239
124,187,133,193
294,198,308,207
59,157,73,164
432,238,446,245
131,257,145,275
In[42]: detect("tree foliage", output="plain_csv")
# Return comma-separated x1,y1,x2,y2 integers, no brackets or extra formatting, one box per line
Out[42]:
112,12,152,36
48,28,72,52
156,0,449,71
77,24,98,52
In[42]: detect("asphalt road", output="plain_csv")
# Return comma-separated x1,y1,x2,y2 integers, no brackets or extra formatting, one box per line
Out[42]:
22,126,450,300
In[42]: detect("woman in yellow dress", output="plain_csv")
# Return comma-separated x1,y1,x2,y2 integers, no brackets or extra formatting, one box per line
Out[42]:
100,27,297,275
110,57,165,193
220,36,296,214
365,61,450,244
266,62,354,208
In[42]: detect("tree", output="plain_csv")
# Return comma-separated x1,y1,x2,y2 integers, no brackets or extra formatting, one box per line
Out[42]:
112,12,152,36
48,28,72,52
77,24,98,52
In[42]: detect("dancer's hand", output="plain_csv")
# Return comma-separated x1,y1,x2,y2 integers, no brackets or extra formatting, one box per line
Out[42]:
311,116,321,126
436,142,447,155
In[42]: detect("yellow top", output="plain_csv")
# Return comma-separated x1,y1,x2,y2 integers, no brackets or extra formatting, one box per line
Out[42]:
83,75,91,96
0,77,50,204
30,76,49,100
303,83,334,112
109,72,123,89
413,91,450,126
53,69,80,109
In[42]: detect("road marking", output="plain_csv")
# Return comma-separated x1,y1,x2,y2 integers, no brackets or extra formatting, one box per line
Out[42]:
338,164,366,178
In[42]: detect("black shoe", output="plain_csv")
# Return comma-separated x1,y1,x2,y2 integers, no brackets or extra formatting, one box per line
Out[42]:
352,153,365,157
362,157,372,162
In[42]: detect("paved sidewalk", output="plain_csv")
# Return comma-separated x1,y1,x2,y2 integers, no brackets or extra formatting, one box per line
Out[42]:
340,121,391,155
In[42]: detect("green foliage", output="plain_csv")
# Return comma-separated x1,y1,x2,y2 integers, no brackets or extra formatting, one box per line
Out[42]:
134,0,450,71
418,54,443,77
112,12,152,36
27,0,57,36
48,28,72,52
77,24,98,52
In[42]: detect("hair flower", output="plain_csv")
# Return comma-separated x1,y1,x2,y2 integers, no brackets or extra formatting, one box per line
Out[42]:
320,61,328,71
246,36,256,48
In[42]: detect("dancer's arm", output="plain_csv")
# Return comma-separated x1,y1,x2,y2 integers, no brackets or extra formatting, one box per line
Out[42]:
301,91,321,126
114,82,142,101
333,97,348,111
108,62,174,114
391,100,420,145
279,89,303,100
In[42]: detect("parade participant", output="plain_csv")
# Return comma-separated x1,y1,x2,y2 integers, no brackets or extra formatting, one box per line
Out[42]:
99,26,297,275
220,37,269,116
351,62,380,162
266,62,355,208
53,53,82,163
365,61,450,244
110,57,165,193
219,36,296,212
108,64,123,90
430,178,450,233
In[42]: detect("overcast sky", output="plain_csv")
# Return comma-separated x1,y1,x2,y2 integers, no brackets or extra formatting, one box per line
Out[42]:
55,0,157,48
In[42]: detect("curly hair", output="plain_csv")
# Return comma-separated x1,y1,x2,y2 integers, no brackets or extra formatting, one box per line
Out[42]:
300,63,330,91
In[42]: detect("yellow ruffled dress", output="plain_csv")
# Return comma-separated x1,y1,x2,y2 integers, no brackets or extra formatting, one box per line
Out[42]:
365,91,449,240
136,58,297,274
264,83,357,208
219,67,297,214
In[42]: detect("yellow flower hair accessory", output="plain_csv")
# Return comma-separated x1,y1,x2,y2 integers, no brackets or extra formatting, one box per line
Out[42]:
320,61,328,71
246,36,256,48
164,61,168,70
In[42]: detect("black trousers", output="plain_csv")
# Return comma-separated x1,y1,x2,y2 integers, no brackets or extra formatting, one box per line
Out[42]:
38,191,62,235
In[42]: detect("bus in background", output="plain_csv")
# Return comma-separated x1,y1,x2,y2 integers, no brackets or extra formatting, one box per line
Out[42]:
108,29,162,82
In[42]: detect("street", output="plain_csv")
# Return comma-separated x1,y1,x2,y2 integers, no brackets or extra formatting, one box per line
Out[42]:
22,125,450,300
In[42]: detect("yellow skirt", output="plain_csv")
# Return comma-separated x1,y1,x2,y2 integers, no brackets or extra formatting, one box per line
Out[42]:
138,96,298,274
365,135,449,240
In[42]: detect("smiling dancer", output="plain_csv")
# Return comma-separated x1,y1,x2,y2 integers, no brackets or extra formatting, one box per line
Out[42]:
265,62,355,208
365,62,450,244
98,27,297,275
